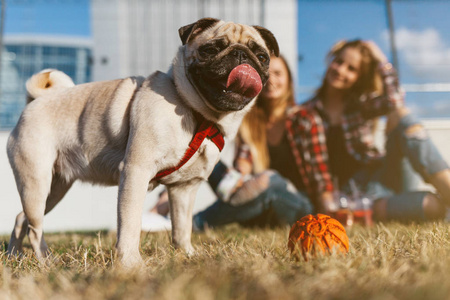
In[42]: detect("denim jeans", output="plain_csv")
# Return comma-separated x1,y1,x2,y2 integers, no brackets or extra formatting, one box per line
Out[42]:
193,172,313,230
349,113,449,220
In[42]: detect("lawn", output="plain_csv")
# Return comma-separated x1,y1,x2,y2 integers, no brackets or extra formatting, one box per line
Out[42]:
1,222,450,300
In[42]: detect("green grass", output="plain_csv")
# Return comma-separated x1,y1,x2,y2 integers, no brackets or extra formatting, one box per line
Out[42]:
1,222,450,300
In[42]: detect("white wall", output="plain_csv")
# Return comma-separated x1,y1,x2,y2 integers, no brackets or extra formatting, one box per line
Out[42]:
264,0,298,81
91,0,123,80
91,0,297,82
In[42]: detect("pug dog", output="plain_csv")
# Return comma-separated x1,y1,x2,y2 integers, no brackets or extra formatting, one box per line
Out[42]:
7,18,279,268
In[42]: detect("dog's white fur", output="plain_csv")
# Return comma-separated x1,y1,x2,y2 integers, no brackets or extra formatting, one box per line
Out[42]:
6,20,273,269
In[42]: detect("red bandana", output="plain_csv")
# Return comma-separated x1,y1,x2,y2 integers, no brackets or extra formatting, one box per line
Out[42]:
153,113,224,181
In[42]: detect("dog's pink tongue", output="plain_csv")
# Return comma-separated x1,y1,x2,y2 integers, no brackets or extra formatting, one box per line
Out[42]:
226,64,262,98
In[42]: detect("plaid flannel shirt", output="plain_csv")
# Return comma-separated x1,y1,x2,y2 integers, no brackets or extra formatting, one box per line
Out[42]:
235,63,404,201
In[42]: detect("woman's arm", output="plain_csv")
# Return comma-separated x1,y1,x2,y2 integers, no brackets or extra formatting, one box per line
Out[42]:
233,139,254,176
358,42,404,119
287,108,334,207
303,113,335,212
204,138,254,202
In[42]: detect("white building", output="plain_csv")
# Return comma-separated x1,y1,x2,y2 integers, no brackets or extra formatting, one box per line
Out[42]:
91,0,298,82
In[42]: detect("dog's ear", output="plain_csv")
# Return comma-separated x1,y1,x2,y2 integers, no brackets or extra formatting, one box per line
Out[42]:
179,18,221,45
252,26,280,57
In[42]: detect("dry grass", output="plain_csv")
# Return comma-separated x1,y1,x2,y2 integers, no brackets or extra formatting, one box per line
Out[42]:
1,222,450,300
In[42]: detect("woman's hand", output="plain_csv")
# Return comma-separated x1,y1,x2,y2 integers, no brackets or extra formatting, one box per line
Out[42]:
235,158,253,176
228,171,272,206
364,40,388,64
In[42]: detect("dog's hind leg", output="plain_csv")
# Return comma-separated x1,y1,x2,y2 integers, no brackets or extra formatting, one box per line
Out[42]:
44,173,74,215
7,211,29,256
29,173,75,260
17,174,53,260
10,148,62,261
7,174,73,257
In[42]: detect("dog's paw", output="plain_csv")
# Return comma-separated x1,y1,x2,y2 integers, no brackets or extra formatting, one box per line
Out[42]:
116,253,146,271
6,246,23,258
184,244,197,257
173,240,197,257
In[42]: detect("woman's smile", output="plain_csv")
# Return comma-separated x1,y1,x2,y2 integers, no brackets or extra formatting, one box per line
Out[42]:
326,47,361,91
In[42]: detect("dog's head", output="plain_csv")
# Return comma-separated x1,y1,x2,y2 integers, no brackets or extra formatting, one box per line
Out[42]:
178,18,279,112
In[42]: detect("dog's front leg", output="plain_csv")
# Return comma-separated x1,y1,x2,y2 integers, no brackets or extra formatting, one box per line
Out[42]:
116,164,153,269
167,179,202,255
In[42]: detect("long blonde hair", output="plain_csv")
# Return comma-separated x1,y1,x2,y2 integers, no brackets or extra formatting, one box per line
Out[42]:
317,39,384,101
238,55,295,173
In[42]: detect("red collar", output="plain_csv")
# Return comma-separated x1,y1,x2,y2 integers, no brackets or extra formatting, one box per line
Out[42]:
153,113,224,181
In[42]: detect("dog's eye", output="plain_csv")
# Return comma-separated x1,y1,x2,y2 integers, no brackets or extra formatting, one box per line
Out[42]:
200,46,219,56
257,54,268,63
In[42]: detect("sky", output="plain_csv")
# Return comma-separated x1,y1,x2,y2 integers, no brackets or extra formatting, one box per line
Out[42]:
4,0,90,37
3,0,450,118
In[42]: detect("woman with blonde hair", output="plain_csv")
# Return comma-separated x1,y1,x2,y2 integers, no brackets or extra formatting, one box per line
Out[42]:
193,55,314,229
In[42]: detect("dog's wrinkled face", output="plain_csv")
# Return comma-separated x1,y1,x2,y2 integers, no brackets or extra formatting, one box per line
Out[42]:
179,18,279,112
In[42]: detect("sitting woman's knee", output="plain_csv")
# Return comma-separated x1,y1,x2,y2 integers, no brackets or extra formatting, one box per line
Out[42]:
423,193,446,220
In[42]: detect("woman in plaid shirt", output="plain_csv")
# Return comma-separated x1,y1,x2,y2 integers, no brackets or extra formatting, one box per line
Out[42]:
193,40,450,229
282,39,450,220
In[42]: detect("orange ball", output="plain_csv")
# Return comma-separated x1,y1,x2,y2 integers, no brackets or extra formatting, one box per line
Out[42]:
288,214,349,261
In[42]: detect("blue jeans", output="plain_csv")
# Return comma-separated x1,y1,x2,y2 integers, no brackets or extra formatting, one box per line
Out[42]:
193,172,313,229
349,114,448,221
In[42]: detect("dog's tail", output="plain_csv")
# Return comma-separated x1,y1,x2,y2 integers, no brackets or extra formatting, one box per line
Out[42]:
26,69,75,103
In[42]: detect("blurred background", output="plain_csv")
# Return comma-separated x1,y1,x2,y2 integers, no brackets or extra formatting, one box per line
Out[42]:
1,0,449,233
1,0,450,129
